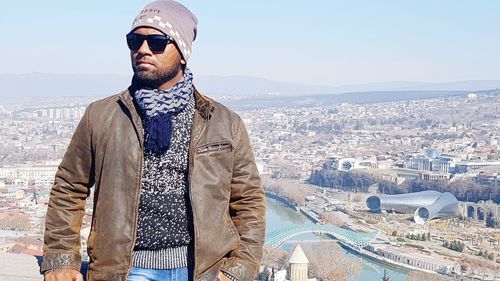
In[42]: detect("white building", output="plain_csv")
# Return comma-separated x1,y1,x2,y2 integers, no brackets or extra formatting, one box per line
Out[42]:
367,244,461,275
467,92,478,101
456,161,500,173
288,244,316,281
432,155,461,173
404,154,432,171
0,163,58,182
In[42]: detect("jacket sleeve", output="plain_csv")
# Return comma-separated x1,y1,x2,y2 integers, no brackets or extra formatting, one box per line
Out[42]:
220,119,266,281
41,105,95,273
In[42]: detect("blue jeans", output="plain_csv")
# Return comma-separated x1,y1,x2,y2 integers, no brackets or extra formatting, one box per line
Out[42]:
127,267,189,281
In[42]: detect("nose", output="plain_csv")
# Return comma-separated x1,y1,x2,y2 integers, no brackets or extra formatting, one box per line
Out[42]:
137,39,152,55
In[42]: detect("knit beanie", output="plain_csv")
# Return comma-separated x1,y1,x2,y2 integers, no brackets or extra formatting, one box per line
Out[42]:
130,0,198,61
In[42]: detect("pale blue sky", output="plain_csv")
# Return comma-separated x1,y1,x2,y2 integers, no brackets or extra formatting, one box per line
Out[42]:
1,1,499,86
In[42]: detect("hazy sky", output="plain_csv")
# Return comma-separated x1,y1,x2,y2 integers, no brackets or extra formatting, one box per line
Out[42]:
1,1,499,86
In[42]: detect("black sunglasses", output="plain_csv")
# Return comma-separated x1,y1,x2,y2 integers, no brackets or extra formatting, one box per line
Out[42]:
126,33,173,52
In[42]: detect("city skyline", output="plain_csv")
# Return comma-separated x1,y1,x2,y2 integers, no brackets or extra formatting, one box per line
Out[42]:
0,1,499,280
1,90,498,280
1,1,500,86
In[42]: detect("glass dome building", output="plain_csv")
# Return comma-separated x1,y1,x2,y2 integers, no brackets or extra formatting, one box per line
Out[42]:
366,190,460,224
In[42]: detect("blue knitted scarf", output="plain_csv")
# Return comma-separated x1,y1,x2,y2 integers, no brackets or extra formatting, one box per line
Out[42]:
133,68,194,154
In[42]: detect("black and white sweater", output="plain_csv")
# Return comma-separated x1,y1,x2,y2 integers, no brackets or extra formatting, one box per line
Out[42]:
132,96,195,269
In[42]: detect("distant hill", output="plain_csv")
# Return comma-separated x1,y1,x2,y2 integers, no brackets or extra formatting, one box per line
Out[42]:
223,90,474,110
324,80,500,93
0,73,337,100
0,73,499,103
194,75,337,96
196,76,500,97
0,73,130,102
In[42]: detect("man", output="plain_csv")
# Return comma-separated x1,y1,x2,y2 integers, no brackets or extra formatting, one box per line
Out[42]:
41,1,266,280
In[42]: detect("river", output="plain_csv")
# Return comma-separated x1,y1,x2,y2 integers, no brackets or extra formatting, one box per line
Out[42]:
266,196,409,281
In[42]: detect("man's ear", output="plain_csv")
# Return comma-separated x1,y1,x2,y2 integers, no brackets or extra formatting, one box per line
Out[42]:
181,59,186,65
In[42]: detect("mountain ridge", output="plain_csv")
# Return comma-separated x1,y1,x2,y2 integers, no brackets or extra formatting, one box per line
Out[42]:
0,73,498,102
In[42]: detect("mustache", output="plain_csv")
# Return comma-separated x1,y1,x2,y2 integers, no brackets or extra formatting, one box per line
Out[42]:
134,58,154,66
133,54,154,65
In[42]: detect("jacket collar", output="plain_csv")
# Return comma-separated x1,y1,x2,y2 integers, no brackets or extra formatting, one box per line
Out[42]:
119,84,215,120
193,85,215,119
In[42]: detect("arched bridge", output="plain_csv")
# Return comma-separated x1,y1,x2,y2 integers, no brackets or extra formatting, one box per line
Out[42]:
265,225,379,249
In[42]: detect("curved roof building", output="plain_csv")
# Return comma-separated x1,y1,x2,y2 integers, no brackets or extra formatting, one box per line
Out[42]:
366,190,460,224
413,192,460,224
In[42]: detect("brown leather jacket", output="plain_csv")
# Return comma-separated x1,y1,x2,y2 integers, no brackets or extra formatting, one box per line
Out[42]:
41,88,266,281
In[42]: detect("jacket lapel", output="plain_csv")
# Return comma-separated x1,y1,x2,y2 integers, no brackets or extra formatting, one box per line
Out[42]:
118,89,144,149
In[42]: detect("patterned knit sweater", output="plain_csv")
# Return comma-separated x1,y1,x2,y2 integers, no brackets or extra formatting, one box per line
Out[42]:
131,95,195,269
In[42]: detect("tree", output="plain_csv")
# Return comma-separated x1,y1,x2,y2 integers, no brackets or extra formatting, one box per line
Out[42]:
261,245,288,270
486,211,498,228
257,267,270,281
407,270,448,281
342,161,353,171
262,177,315,206
444,240,464,252
302,242,362,281
321,211,345,227
381,269,391,281
309,164,500,204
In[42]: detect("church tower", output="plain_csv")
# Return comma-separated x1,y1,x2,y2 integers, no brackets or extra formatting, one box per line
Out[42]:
288,244,309,281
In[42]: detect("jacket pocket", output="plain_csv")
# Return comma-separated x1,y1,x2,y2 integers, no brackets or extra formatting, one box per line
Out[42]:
224,211,241,250
199,256,228,281
196,142,233,155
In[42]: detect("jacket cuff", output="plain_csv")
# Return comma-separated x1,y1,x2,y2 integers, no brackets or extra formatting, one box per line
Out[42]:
219,259,256,281
41,252,82,274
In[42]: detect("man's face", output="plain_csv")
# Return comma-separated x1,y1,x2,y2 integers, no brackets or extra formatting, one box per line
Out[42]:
130,27,184,88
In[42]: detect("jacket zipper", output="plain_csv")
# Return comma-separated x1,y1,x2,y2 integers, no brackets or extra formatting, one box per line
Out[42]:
119,96,144,280
126,144,143,279
196,142,233,155
189,110,209,281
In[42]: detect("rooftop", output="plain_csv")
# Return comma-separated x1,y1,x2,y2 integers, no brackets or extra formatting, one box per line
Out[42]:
288,244,309,264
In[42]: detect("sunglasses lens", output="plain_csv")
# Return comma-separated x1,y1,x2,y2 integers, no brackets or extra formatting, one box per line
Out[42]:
126,33,170,52
126,33,144,51
147,35,169,52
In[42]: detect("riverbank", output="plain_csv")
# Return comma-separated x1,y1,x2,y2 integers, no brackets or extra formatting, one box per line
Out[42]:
265,191,324,224
264,193,461,279
265,192,299,210
265,195,409,281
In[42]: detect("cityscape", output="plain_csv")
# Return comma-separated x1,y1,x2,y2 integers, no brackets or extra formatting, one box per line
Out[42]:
1,0,499,280
0,89,499,280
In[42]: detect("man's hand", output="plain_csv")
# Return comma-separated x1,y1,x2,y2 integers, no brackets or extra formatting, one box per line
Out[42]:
217,271,232,281
44,269,83,281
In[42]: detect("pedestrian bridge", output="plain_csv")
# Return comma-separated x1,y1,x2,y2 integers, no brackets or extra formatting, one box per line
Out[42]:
265,225,379,249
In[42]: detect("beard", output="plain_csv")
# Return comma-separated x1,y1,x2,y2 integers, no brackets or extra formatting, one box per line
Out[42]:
132,61,183,89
